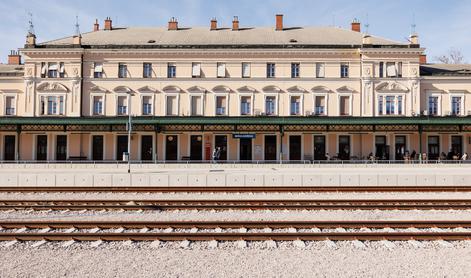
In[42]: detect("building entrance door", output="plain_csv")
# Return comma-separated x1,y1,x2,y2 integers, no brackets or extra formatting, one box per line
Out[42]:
141,135,153,161
56,135,67,160
165,135,178,160
239,138,252,161
289,135,302,161
375,135,388,160
36,135,47,161
116,135,128,161
451,136,463,158
190,135,203,160
92,135,104,160
264,135,277,161
338,135,350,160
214,135,227,160
428,136,440,160
314,135,326,160
395,136,406,160
4,135,15,161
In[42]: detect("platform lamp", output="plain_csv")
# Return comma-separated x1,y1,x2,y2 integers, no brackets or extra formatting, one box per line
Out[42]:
126,91,134,174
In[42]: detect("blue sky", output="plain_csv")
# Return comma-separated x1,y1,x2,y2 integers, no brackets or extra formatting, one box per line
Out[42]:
0,0,470,63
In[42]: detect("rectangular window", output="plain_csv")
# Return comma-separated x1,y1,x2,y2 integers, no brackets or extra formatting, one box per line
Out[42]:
385,96,395,115
142,96,152,115
379,62,384,78
48,62,58,78
43,96,64,115
265,96,276,115
397,62,403,78
386,62,397,77
242,62,251,78
59,62,65,78
118,63,127,78
192,62,201,78
290,96,301,115
41,62,47,78
217,63,226,78
378,96,383,115
94,63,103,78
167,63,176,78
240,96,251,115
143,63,152,78
315,63,325,78
451,96,461,115
314,96,325,115
267,63,275,78
340,63,349,78
428,96,439,116
93,96,103,115
339,96,350,115
215,96,226,115
117,96,127,115
398,96,403,114
291,63,300,78
166,96,177,115
191,95,203,116
5,96,15,115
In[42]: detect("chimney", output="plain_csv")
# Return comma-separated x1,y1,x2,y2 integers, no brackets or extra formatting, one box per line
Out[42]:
73,34,82,45
168,17,178,30
419,54,427,64
104,17,112,31
276,14,283,31
231,16,239,31
93,19,100,31
26,33,36,47
351,19,361,32
410,33,419,45
7,50,21,65
210,18,217,30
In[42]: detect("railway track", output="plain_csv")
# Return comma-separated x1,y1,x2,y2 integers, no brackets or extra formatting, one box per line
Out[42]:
1,220,471,241
1,186,471,193
1,199,471,210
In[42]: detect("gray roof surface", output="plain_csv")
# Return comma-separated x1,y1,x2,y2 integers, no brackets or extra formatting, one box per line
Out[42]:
39,26,406,47
420,64,471,76
0,64,24,74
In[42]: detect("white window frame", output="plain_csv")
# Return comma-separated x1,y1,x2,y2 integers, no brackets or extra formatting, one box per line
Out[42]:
315,62,325,78
189,93,205,116
192,62,201,78
376,93,406,116
164,93,180,116
140,93,154,116
214,93,229,116
340,63,349,78
242,62,251,78
94,62,103,78
37,92,67,116
263,94,278,116
217,62,226,78
90,93,105,116
116,94,129,116
449,92,465,116
426,91,442,116
239,93,254,116
3,93,17,116
337,93,353,116
288,93,303,116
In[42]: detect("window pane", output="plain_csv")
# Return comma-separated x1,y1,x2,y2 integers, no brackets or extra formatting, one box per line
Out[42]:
242,63,250,77
316,63,325,78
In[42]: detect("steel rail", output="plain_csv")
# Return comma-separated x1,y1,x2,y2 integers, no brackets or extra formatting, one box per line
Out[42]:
0,232,471,241
1,220,471,229
1,186,471,193
1,199,471,210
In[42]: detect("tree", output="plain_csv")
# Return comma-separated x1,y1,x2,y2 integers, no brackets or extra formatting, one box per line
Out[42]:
434,48,466,64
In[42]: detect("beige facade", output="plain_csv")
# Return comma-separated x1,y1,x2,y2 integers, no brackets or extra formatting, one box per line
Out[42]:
0,15,471,162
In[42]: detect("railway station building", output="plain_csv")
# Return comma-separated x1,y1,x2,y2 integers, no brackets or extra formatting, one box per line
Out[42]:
0,15,471,162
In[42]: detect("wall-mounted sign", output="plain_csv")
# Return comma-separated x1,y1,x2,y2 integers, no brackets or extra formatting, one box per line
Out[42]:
233,133,256,139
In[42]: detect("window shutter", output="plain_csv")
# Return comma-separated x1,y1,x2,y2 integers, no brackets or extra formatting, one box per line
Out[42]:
41,63,47,74
192,63,201,77
386,63,396,77
94,63,103,73
48,63,58,70
242,63,250,77
316,63,325,78
59,63,65,73
217,63,226,77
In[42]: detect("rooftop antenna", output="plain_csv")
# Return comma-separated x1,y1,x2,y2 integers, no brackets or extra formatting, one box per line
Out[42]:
27,12,35,35
74,15,81,36
365,13,370,34
411,13,417,34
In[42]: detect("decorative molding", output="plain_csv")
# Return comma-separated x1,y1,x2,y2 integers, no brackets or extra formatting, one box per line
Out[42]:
36,82,69,92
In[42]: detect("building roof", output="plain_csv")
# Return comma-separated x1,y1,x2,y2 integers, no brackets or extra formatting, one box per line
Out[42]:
0,64,24,76
38,26,408,48
420,64,471,76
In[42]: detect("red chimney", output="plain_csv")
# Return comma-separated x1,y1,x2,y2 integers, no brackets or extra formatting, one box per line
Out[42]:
276,14,283,31
168,17,178,30
93,19,100,31
232,16,239,31
210,18,217,30
351,19,360,32
420,54,427,64
104,17,112,31
8,50,21,65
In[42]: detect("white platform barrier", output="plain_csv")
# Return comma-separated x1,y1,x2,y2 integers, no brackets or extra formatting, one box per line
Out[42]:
1,172,471,187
